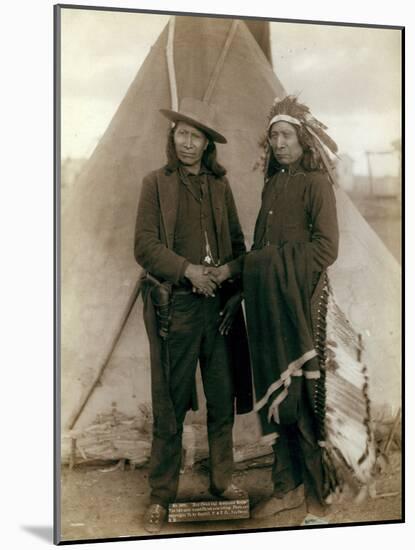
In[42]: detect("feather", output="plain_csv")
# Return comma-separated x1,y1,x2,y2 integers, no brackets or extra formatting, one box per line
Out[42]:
314,276,376,496
306,130,339,187
306,123,338,154
265,95,339,178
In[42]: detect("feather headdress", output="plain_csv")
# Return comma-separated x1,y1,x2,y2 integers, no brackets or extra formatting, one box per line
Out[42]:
268,95,338,154
256,95,339,186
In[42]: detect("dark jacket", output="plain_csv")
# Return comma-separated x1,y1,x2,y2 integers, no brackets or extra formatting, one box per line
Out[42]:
134,167,253,434
252,164,339,273
134,167,246,284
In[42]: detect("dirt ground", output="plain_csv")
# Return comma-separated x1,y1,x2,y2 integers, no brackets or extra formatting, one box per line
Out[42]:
60,450,402,543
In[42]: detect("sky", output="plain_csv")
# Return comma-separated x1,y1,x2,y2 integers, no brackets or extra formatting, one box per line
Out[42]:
60,8,402,175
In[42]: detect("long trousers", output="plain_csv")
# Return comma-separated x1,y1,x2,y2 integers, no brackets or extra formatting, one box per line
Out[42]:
271,386,326,504
149,290,235,506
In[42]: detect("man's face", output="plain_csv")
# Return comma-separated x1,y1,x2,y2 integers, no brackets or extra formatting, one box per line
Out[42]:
268,121,303,166
173,121,208,171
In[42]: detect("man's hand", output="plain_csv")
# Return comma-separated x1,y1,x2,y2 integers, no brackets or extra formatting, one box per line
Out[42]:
219,292,243,335
205,264,231,287
184,264,217,296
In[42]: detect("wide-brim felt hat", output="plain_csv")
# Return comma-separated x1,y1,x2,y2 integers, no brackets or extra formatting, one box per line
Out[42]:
160,97,227,144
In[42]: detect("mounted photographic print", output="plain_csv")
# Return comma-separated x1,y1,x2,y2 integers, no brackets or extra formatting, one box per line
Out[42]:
54,3,403,544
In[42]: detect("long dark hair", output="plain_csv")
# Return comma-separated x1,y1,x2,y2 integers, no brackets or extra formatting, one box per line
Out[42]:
265,124,323,179
164,126,227,177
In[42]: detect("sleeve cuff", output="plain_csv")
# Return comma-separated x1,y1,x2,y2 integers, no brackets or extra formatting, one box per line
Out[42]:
179,260,190,283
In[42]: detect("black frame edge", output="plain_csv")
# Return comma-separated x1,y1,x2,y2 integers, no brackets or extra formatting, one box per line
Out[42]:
55,3,404,31
54,3,62,546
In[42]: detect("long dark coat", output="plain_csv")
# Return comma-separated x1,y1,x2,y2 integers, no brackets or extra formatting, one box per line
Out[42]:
134,167,253,436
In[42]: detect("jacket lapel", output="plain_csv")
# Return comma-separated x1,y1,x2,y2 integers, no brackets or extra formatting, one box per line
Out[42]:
209,176,226,247
157,169,226,255
157,170,179,250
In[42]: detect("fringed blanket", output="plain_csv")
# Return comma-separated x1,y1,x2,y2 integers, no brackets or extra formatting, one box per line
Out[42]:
243,243,320,436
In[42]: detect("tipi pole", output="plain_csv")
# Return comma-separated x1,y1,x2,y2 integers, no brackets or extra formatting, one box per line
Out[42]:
166,17,179,111
68,276,143,432
203,20,239,103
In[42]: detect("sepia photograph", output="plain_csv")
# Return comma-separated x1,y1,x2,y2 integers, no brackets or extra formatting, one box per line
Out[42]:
55,4,403,544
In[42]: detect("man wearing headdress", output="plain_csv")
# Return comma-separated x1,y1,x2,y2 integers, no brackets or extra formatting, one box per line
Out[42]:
134,97,252,533
244,96,340,519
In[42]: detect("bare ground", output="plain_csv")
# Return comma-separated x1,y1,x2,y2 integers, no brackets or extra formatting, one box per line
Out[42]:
60,450,402,543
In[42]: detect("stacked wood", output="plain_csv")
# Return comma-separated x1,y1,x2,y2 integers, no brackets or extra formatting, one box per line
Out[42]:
63,402,275,469
64,404,153,467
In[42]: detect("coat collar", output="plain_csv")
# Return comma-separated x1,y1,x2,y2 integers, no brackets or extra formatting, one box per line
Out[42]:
157,166,226,251
278,156,305,176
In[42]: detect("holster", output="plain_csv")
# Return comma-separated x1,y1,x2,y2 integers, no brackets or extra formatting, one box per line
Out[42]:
144,272,172,339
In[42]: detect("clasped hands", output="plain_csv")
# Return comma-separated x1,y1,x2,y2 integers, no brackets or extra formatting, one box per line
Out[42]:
184,264,230,297
184,263,242,335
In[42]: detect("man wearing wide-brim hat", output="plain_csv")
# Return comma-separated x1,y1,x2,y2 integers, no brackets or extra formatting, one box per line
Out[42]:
134,97,253,533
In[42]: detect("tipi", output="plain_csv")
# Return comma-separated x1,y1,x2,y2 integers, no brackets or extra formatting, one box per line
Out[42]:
60,15,401,465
